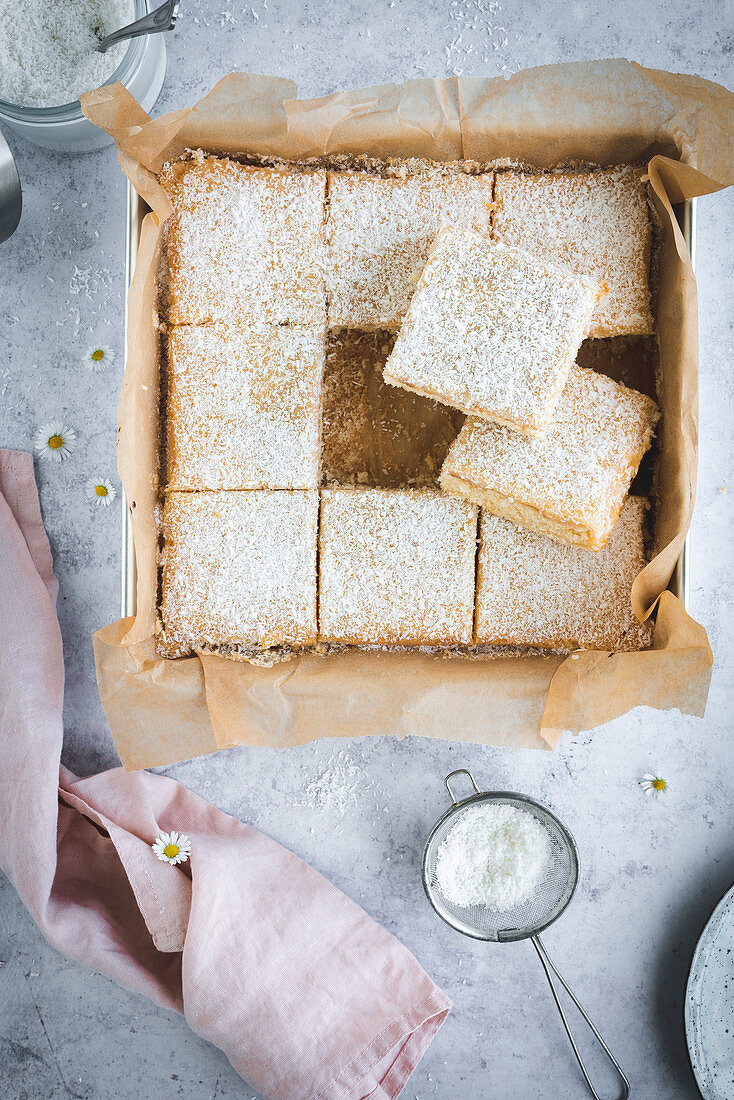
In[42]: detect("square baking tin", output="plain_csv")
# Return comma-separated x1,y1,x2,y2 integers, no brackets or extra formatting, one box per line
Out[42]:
120,183,693,622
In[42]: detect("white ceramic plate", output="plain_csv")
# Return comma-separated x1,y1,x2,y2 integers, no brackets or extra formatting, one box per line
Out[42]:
685,882,734,1099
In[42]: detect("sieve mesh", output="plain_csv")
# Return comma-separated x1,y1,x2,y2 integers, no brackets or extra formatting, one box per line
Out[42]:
422,792,578,942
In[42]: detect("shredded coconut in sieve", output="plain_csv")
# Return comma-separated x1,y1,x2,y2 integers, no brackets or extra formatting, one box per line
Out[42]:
436,803,551,909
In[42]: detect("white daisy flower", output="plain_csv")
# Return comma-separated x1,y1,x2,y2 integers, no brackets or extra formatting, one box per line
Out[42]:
86,477,117,507
640,772,669,797
34,423,76,463
152,831,191,866
84,344,115,372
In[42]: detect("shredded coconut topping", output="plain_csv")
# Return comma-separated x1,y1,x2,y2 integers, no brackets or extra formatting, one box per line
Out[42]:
318,488,478,645
327,170,494,329
160,490,319,652
493,167,653,338
383,228,602,435
475,497,652,650
295,750,380,815
161,157,327,326
442,364,659,549
436,802,552,910
166,323,325,490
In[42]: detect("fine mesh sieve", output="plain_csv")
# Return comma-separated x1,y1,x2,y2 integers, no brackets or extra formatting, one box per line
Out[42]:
422,770,630,1100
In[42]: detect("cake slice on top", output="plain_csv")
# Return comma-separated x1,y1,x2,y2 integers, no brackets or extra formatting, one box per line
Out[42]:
326,169,494,330
383,227,604,437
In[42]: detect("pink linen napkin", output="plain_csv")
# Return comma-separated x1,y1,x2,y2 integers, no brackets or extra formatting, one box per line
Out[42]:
0,449,450,1099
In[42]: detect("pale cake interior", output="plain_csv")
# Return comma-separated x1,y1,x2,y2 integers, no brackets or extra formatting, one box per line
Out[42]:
440,473,594,548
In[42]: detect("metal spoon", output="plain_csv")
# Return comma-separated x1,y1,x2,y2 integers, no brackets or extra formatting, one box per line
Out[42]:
96,0,180,54
0,127,21,244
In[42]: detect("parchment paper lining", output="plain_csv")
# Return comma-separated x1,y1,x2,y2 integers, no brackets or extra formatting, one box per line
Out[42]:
79,60,732,770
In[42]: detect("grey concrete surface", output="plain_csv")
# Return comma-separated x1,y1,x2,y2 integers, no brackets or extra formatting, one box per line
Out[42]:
1,1,733,1097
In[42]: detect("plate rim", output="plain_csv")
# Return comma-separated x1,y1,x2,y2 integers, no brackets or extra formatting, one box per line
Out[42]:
684,879,734,1100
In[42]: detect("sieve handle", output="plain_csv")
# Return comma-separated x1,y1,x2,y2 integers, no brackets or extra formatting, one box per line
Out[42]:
531,935,630,1100
444,769,481,804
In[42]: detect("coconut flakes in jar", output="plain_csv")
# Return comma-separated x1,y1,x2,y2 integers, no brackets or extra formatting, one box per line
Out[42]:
0,0,135,108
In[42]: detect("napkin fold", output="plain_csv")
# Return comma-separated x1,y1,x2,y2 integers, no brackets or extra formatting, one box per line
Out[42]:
0,449,449,1100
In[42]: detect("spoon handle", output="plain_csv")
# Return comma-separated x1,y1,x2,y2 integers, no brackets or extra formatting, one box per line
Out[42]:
97,0,180,54
0,126,22,244
531,934,630,1100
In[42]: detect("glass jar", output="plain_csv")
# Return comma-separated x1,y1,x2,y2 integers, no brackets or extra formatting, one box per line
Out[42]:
0,0,166,153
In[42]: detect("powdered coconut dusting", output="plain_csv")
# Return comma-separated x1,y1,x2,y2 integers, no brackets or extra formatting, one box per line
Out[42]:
436,802,551,909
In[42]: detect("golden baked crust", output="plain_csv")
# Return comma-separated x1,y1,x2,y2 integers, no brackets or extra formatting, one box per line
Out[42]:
440,365,659,552
493,167,653,338
160,156,327,326
159,490,319,655
383,228,603,436
321,329,465,486
475,497,652,650
166,323,325,490
326,170,494,329
318,488,478,645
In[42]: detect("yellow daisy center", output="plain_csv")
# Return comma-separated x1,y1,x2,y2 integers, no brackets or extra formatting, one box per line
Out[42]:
92,348,105,361
164,843,179,858
48,434,63,450
95,484,108,497
652,778,666,791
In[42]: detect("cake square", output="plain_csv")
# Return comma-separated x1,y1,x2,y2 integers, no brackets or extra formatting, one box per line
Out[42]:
475,497,651,650
493,167,653,338
161,156,327,326
321,329,465,487
318,488,478,645
166,323,324,491
383,228,603,436
440,365,660,552
159,490,319,654
327,170,494,330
